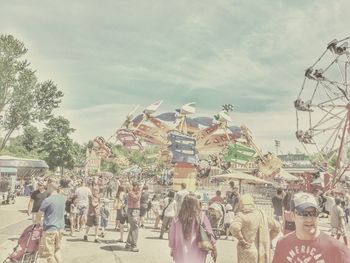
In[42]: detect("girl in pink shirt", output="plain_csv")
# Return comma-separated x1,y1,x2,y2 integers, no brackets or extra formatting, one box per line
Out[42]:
169,195,217,263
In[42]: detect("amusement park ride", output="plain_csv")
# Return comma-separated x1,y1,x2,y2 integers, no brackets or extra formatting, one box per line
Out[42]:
295,36,350,190
92,101,282,191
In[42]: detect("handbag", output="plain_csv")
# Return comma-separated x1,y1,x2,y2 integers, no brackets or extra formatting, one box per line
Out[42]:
197,213,213,251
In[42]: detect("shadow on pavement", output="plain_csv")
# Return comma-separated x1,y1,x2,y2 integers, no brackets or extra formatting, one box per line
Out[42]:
7,237,19,241
101,239,120,244
66,238,85,242
100,245,129,252
145,236,165,240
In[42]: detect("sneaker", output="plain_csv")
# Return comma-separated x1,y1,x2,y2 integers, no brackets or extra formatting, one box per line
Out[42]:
94,239,101,243
131,247,139,252
125,244,132,249
100,233,105,238
83,235,88,241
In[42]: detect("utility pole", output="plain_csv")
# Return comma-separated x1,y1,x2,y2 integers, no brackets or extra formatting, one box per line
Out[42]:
275,140,280,156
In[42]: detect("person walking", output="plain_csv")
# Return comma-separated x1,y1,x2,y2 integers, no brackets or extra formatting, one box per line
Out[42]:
160,191,177,239
83,187,101,243
271,188,284,223
27,180,50,223
125,181,141,252
331,198,348,246
230,194,280,263
114,186,127,242
69,195,78,237
36,179,65,263
139,185,150,228
169,194,217,263
273,192,350,262
151,194,161,229
74,180,92,231
100,199,110,238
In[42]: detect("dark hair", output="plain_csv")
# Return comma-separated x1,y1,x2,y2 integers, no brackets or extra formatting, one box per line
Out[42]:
216,190,221,196
181,183,186,189
168,191,175,198
143,185,149,190
283,190,293,211
71,195,78,202
277,189,283,195
335,198,341,205
178,194,201,240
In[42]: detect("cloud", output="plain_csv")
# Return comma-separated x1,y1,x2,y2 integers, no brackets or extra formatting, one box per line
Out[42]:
1,0,350,153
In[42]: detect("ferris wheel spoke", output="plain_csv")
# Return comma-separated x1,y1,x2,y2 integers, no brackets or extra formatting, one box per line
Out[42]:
320,81,346,103
327,120,345,154
298,78,308,99
310,48,328,69
312,108,345,129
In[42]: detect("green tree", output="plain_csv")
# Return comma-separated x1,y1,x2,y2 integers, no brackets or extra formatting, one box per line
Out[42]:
0,34,63,150
21,125,41,152
40,116,76,173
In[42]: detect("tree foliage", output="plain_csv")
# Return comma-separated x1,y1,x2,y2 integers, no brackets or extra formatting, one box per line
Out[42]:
40,116,77,173
0,34,63,150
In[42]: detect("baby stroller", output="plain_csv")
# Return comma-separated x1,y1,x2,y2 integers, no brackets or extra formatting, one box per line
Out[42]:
208,202,226,239
3,224,43,263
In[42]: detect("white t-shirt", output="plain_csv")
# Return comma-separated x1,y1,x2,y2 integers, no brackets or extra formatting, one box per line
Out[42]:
75,186,92,207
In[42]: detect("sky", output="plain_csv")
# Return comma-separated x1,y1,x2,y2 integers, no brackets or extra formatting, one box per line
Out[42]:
1,0,349,154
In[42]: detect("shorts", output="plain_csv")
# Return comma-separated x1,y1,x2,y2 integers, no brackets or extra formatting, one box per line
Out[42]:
331,227,346,236
100,218,108,228
39,231,62,259
116,209,128,224
77,205,88,216
87,215,100,227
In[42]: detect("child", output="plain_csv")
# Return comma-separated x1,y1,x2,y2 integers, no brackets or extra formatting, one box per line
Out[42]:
224,204,235,240
70,195,79,236
100,200,110,238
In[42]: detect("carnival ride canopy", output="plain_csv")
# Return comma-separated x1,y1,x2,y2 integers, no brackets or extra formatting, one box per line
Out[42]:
211,171,271,185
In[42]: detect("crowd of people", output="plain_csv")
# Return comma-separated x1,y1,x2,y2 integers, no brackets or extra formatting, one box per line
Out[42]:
22,173,350,263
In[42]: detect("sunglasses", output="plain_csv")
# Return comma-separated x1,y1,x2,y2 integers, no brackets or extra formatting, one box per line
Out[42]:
295,211,319,218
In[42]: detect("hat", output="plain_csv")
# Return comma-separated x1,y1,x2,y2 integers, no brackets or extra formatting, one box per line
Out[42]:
292,192,318,213
225,204,233,211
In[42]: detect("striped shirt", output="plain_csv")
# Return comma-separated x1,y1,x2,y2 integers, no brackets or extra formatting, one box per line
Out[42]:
127,190,141,209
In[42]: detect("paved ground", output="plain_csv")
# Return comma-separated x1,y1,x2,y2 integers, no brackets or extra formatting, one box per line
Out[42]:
0,197,235,263
0,196,348,263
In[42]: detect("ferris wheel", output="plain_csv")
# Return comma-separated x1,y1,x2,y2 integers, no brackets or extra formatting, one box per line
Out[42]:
295,37,350,186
